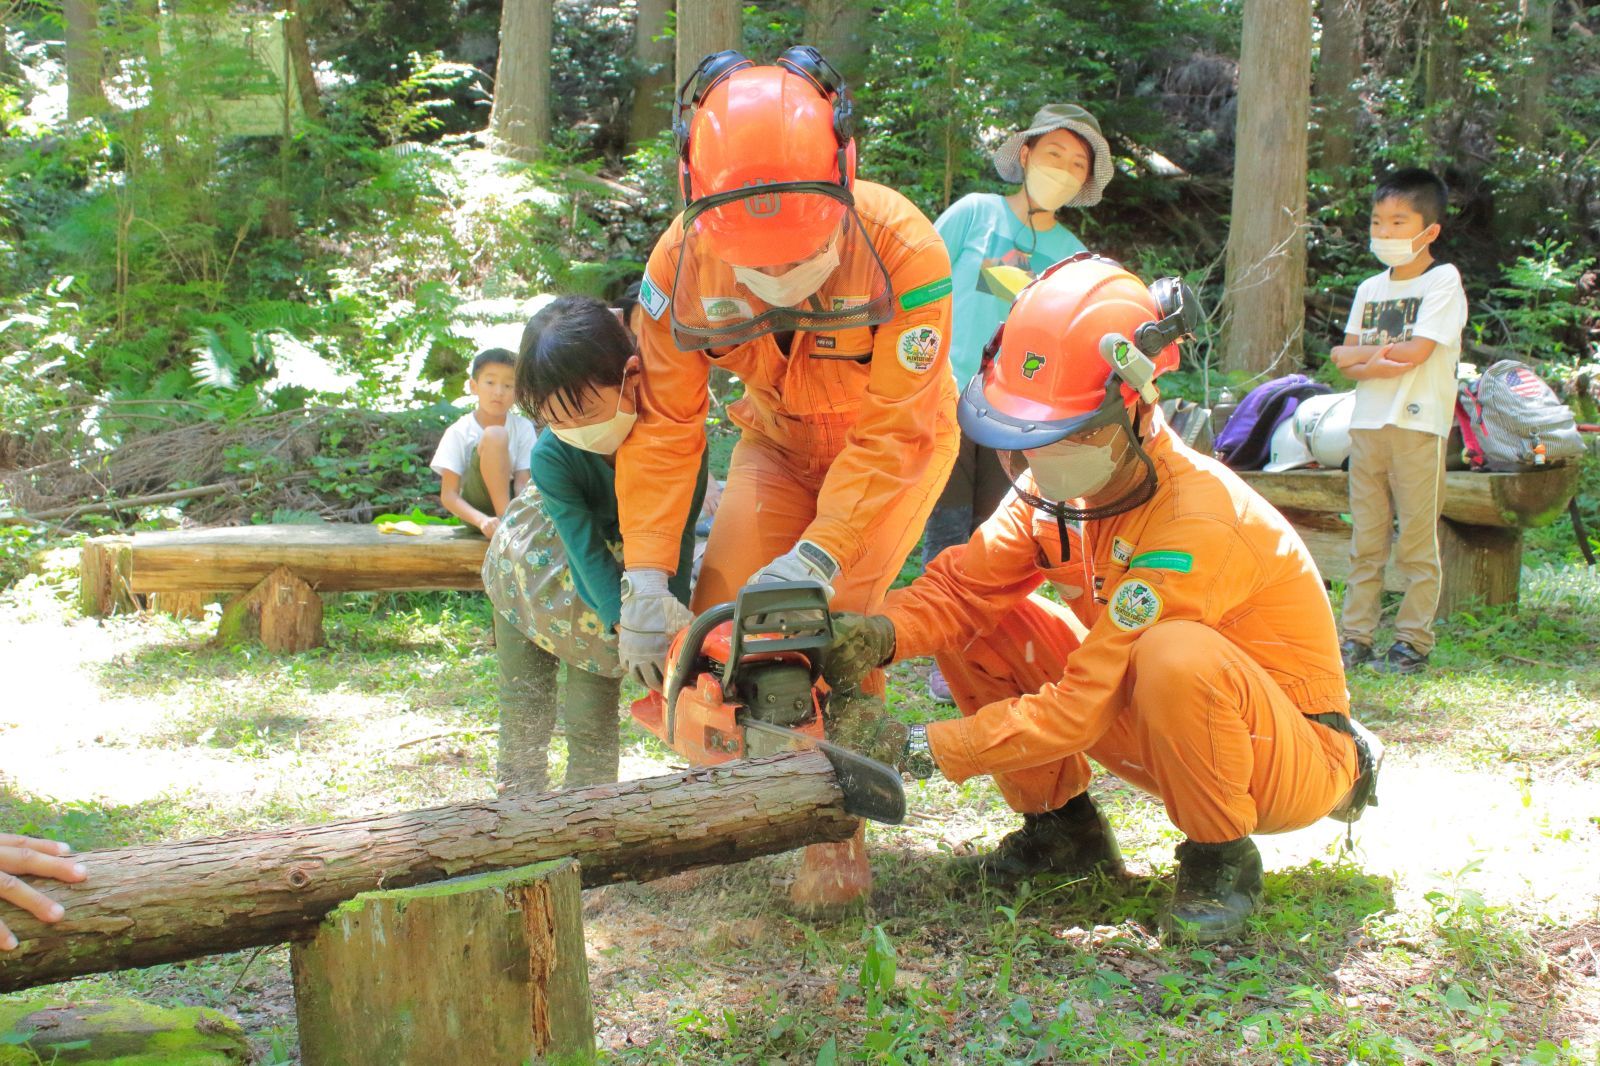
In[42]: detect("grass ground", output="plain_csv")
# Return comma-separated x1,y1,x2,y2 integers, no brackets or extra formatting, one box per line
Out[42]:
0,550,1597,1064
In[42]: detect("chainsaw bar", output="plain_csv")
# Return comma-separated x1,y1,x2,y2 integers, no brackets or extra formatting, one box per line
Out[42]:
741,719,906,825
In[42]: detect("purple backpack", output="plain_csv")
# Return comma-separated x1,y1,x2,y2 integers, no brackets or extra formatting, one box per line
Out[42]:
1213,374,1332,470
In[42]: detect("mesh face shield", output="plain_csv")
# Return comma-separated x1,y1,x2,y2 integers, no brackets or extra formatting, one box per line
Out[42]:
995,389,1159,526
668,182,894,351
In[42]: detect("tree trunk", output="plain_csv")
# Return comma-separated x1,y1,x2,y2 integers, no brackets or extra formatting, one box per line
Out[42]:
282,0,323,123
1515,0,1553,141
64,0,106,120
1222,0,1313,375
489,0,553,160
1314,0,1362,182
675,0,741,101
803,0,872,85
628,0,675,146
0,751,859,993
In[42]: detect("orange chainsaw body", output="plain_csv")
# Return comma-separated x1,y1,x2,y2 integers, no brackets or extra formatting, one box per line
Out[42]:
630,620,825,764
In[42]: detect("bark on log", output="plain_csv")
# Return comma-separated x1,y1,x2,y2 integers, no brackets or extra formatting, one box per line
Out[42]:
1238,466,1580,529
83,524,489,596
0,751,859,993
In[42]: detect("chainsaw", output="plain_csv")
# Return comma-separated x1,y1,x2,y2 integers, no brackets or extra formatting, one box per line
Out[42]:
629,579,906,825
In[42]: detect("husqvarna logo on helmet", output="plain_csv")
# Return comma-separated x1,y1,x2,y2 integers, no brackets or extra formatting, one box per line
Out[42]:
1021,352,1046,380
743,180,781,217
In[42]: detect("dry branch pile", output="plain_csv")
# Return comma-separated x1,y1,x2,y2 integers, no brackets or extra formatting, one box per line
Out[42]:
0,407,452,527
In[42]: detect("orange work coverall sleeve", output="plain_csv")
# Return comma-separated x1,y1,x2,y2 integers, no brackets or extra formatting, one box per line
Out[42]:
926,512,1261,784
882,491,1052,660
616,223,709,575
801,224,956,571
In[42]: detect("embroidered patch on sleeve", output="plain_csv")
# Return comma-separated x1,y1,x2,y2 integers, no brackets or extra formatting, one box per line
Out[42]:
896,325,942,373
898,276,953,312
1108,579,1163,631
1129,550,1194,573
1111,537,1134,565
639,275,669,320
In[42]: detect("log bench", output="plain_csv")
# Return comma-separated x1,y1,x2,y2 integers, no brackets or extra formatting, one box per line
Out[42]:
79,524,489,652
1237,465,1580,617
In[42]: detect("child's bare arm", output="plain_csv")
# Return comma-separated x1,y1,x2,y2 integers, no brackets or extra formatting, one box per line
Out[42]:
1367,336,1437,366
513,470,531,496
439,471,496,534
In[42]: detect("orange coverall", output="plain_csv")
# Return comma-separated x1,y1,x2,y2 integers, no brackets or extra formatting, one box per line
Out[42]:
618,179,960,620
617,180,960,904
882,428,1359,844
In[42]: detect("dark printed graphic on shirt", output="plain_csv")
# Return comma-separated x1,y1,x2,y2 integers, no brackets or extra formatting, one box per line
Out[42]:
1358,296,1422,346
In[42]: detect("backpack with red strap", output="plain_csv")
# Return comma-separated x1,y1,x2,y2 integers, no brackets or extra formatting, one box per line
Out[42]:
1453,359,1584,471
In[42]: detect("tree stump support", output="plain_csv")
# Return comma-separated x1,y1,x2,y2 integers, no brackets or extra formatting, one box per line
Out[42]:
78,536,134,617
148,590,211,620
215,564,323,653
291,859,593,1066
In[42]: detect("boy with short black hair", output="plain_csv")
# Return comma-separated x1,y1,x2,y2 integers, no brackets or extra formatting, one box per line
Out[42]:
1331,167,1469,675
430,348,537,538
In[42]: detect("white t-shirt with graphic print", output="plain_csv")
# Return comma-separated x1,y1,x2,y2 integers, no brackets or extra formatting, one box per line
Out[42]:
1344,262,1468,438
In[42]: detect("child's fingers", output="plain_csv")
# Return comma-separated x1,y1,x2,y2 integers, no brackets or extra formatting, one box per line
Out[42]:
0,869,68,930
0,835,72,857
0,845,87,884
0,916,15,951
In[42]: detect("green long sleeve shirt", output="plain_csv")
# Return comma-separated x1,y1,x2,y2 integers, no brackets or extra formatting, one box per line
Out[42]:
529,429,707,630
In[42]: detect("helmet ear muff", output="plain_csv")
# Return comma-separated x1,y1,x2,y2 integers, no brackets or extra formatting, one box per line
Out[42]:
675,50,753,203
1132,277,1200,357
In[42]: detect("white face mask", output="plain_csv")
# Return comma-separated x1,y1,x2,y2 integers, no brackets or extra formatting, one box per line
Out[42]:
549,388,637,455
1370,232,1427,268
1010,438,1122,502
1024,163,1085,213
732,240,841,308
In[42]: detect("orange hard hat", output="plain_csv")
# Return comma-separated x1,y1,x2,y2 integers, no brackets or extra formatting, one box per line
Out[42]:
958,254,1188,452
679,59,857,268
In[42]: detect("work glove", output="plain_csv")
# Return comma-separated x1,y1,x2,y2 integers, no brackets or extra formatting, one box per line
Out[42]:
618,568,693,692
751,539,841,600
822,613,897,690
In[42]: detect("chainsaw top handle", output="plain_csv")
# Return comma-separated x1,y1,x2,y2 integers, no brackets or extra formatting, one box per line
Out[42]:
663,579,833,743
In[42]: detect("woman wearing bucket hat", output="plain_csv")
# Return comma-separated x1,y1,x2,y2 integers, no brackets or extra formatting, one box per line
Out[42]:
920,102,1114,702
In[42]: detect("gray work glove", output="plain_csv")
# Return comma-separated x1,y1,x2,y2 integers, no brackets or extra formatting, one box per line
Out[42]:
752,539,840,600
618,568,693,692
822,613,898,690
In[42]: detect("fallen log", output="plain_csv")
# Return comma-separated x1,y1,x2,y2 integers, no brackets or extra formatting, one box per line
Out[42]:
0,751,859,993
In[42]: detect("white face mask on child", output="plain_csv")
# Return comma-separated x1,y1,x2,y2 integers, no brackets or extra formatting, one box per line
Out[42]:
550,389,637,455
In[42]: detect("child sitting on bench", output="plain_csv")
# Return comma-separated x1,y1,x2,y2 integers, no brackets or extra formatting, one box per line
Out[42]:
431,348,537,538
483,296,706,791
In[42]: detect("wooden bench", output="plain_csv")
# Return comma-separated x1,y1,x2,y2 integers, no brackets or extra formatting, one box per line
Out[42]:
1236,465,1580,617
80,524,489,652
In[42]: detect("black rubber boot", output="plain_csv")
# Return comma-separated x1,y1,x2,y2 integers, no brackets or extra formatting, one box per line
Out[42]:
1161,837,1264,944
957,793,1126,883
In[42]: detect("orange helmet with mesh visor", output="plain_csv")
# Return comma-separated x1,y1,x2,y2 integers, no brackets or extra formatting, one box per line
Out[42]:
678,49,857,268
959,253,1197,523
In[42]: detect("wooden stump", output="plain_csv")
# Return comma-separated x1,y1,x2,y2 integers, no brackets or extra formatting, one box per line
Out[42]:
1437,518,1522,616
78,536,134,617
148,590,211,620
291,859,594,1066
215,564,322,653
